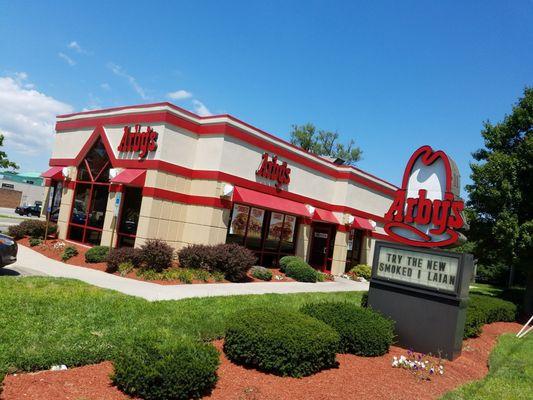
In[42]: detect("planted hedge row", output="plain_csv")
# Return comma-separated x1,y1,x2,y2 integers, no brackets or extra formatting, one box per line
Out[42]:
8,220,57,239
280,256,322,283
463,294,517,338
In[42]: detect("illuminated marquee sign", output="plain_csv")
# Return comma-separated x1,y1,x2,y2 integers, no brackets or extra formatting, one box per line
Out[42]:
375,245,459,293
256,153,291,191
117,125,158,159
384,145,465,248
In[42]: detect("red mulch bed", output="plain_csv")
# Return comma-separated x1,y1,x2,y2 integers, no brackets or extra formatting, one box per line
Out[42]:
17,238,295,285
1,322,520,400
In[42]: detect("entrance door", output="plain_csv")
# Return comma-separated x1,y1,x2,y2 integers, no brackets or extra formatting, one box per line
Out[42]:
308,223,336,272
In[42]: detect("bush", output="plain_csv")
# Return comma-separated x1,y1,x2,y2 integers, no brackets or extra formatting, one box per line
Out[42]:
251,266,272,281
463,294,517,339
224,308,339,377
279,255,300,272
85,246,110,263
28,238,42,247
118,262,134,277
301,302,394,356
112,337,219,400
177,243,256,282
106,247,143,273
8,220,57,239
361,292,369,308
61,245,78,261
350,264,372,280
285,259,319,282
139,239,174,272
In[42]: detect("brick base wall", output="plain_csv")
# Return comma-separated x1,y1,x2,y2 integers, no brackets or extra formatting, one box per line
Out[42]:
0,188,22,208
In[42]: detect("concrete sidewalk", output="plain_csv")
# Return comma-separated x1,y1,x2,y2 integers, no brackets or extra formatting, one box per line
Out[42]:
11,245,368,301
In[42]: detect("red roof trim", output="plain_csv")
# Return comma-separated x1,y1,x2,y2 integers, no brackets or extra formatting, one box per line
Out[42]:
352,216,374,231
41,166,64,180
233,186,310,217
313,208,340,225
111,169,146,187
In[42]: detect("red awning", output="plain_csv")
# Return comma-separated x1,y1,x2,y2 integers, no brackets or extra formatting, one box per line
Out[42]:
41,166,64,180
313,208,340,224
110,169,146,187
353,216,374,231
233,186,310,217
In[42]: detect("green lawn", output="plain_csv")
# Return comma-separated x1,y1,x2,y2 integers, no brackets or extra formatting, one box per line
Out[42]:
440,333,533,400
0,277,362,380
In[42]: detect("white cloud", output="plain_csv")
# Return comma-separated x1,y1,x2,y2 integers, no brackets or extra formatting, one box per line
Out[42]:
58,52,76,66
0,73,72,158
67,41,89,54
100,83,111,91
167,90,192,100
191,99,212,116
108,62,147,99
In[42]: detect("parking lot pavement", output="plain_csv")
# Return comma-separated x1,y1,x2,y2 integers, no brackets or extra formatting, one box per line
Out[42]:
0,264,47,277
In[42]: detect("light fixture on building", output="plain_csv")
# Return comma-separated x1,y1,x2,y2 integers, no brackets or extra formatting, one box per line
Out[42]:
346,214,355,225
369,219,377,229
305,204,316,215
109,168,120,180
62,167,72,180
221,183,234,198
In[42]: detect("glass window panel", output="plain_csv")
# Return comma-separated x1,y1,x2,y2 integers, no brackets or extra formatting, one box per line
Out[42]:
77,161,92,182
71,184,90,225
264,211,283,250
85,229,102,246
87,185,109,228
118,188,142,236
85,139,110,182
245,208,265,250
118,235,136,248
68,225,84,242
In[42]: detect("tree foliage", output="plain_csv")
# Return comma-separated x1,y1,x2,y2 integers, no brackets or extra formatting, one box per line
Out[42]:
0,134,19,170
289,123,362,165
466,87,532,312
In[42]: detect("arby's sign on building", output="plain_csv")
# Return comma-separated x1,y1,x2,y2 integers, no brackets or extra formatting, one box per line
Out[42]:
256,153,291,191
383,145,465,248
117,125,158,158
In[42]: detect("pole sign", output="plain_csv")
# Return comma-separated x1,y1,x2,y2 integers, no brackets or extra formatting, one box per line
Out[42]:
368,145,473,360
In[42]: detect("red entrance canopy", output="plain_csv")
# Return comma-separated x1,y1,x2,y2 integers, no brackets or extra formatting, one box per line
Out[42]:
353,216,374,231
41,166,64,180
233,186,310,217
110,169,146,187
313,208,340,224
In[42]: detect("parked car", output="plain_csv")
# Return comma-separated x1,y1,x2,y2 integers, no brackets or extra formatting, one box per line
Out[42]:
0,233,17,267
15,204,42,217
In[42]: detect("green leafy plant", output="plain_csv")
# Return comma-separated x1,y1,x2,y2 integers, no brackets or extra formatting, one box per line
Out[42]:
212,271,225,282
139,239,174,272
300,301,394,356
118,262,134,277
279,255,300,272
350,264,372,280
28,238,42,247
224,308,339,377
285,259,319,282
192,268,210,282
251,266,273,281
463,294,517,338
84,246,110,263
112,337,219,400
8,220,57,239
61,245,78,261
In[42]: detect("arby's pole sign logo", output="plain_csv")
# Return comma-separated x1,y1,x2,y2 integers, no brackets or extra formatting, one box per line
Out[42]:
256,153,291,191
384,145,465,248
117,125,158,158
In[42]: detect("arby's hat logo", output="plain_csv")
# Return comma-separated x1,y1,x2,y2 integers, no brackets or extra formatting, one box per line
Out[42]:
384,145,465,248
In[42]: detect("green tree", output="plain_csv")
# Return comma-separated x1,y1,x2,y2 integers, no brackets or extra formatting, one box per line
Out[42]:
0,134,19,170
289,123,362,165
466,87,532,315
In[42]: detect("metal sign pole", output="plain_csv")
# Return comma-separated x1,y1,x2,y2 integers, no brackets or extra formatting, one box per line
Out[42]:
109,191,122,249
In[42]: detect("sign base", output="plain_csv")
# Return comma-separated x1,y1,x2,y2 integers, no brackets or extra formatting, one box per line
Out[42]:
368,280,468,360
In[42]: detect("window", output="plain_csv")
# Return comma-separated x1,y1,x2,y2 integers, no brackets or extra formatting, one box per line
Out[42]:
345,229,364,271
67,138,111,245
227,203,298,267
117,187,143,247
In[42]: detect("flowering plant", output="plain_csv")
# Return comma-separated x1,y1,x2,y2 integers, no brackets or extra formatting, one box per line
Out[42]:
392,349,444,380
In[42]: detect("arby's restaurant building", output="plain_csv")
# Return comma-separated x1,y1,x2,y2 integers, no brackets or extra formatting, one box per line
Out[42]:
41,102,398,275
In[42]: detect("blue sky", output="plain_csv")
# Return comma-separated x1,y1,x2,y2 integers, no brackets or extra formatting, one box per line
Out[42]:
0,1,531,195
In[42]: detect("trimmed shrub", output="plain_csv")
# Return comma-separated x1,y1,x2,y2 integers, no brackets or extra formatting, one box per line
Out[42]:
177,243,256,282
112,338,219,400
106,247,143,273
463,294,517,338
224,308,339,377
61,245,78,261
361,292,369,308
251,266,272,281
285,259,319,283
28,238,42,247
8,220,57,239
279,255,300,272
140,239,174,272
85,246,110,263
301,302,394,356
350,264,372,280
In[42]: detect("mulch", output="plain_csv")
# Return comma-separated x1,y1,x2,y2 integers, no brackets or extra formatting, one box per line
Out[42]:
17,238,295,285
0,322,521,400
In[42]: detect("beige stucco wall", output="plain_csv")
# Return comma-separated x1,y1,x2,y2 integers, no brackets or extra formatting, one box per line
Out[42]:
331,230,349,275
295,223,311,260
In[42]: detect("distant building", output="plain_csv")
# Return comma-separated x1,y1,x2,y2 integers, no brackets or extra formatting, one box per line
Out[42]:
0,171,45,208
